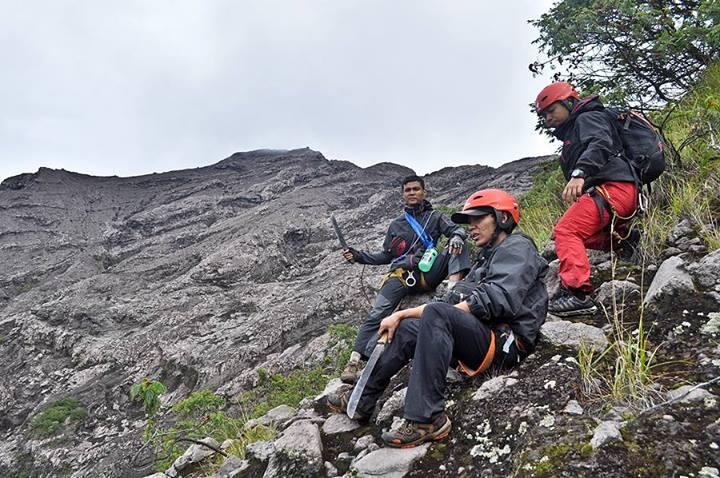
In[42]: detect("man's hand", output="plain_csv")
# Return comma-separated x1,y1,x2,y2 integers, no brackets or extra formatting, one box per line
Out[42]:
379,312,402,342
562,178,585,203
342,248,359,263
448,235,464,255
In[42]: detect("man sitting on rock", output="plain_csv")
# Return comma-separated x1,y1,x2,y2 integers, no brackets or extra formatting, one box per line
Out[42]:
340,174,471,384
329,189,548,448
534,82,639,317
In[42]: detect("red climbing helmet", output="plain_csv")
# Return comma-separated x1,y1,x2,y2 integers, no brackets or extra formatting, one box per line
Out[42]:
451,189,520,231
535,82,580,114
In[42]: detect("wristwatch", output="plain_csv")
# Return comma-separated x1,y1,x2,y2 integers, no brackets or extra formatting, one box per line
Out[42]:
570,169,585,179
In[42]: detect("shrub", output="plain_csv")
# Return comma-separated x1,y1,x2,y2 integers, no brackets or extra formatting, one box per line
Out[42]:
30,397,87,437
130,378,166,417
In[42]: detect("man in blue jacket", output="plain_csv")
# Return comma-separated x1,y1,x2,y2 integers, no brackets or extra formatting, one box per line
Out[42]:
340,175,471,384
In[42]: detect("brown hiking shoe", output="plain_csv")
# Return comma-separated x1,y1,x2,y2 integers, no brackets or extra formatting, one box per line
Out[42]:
381,413,452,448
341,360,363,384
326,387,369,423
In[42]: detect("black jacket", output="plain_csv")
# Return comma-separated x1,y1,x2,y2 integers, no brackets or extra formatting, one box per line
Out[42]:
554,96,636,190
354,200,466,269
451,233,548,351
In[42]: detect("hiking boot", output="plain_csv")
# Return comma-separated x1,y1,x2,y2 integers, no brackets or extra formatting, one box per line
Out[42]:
549,290,597,317
382,413,452,448
326,387,369,423
617,228,641,262
341,360,363,384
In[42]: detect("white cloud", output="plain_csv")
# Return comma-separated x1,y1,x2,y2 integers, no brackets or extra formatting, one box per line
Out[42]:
0,0,558,181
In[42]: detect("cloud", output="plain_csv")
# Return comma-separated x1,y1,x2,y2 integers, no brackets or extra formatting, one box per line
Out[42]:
0,0,557,181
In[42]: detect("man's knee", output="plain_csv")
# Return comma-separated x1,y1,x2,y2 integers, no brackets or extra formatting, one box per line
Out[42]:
422,301,455,323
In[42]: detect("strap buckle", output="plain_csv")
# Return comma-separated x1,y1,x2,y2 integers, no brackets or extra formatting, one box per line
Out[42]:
405,270,417,287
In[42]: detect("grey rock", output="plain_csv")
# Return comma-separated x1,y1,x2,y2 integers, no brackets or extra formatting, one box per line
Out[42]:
214,457,250,478
315,378,349,401
168,437,220,474
263,420,323,477
701,312,720,335
541,320,608,350
141,474,167,478
595,280,640,311
689,249,720,290
563,400,583,415
472,375,518,401
354,434,376,451
351,444,430,478
446,367,465,384
245,440,276,464
376,387,407,423
591,421,622,449
644,256,695,307
325,461,339,477
668,219,695,246
665,385,716,404
322,413,361,435
244,404,296,430
273,420,323,461
545,259,561,300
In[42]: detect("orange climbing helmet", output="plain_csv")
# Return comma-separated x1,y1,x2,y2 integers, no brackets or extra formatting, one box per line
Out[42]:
451,189,520,231
535,82,580,114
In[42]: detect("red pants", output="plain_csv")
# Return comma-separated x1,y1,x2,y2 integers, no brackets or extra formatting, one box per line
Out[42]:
554,181,637,292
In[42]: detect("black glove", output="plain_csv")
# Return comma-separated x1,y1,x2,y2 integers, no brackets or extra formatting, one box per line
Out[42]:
449,234,464,254
343,247,361,264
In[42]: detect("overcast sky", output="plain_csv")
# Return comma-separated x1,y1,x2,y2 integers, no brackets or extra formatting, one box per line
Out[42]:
1,0,558,182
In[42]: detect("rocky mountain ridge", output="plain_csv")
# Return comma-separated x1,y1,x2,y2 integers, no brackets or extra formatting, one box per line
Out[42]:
0,148,556,477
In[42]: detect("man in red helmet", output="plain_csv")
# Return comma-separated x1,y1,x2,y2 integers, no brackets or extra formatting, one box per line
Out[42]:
328,189,548,448
535,82,638,317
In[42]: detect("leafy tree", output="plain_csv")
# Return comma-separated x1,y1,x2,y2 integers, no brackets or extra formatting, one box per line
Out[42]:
530,0,720,108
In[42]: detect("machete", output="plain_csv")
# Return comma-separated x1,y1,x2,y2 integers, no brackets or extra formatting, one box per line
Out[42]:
330,215,349,250
347,332,389,420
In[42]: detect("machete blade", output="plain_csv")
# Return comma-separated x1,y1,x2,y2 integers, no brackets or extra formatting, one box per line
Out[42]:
346,332,388,420
330,215,349,250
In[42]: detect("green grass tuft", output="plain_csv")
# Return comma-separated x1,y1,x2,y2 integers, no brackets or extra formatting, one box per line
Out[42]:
30,398,87,437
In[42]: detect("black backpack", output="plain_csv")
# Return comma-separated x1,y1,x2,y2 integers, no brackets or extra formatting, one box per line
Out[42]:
604,107,666,185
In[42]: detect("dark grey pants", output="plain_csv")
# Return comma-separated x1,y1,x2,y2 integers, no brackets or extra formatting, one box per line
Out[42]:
353,248,471,358
354,302,524,422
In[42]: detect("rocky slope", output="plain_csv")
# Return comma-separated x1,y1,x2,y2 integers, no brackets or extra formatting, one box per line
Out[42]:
0,148,556,477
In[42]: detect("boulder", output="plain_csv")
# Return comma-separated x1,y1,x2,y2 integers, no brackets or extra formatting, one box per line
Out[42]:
701,312,720,336
375,387,407,424
212,457,250,478
545,260,561,300
244,404,296,430
644,256,695,308
165,437,220,477
354,434,376,451
322,413,361,435
541,320,608,350
472,375,518,401
665,385,716,404
590,421,622,449
350,444,430,478
689,249,720,290
595,280,640,312
263,420,323,478
563,400,584,415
